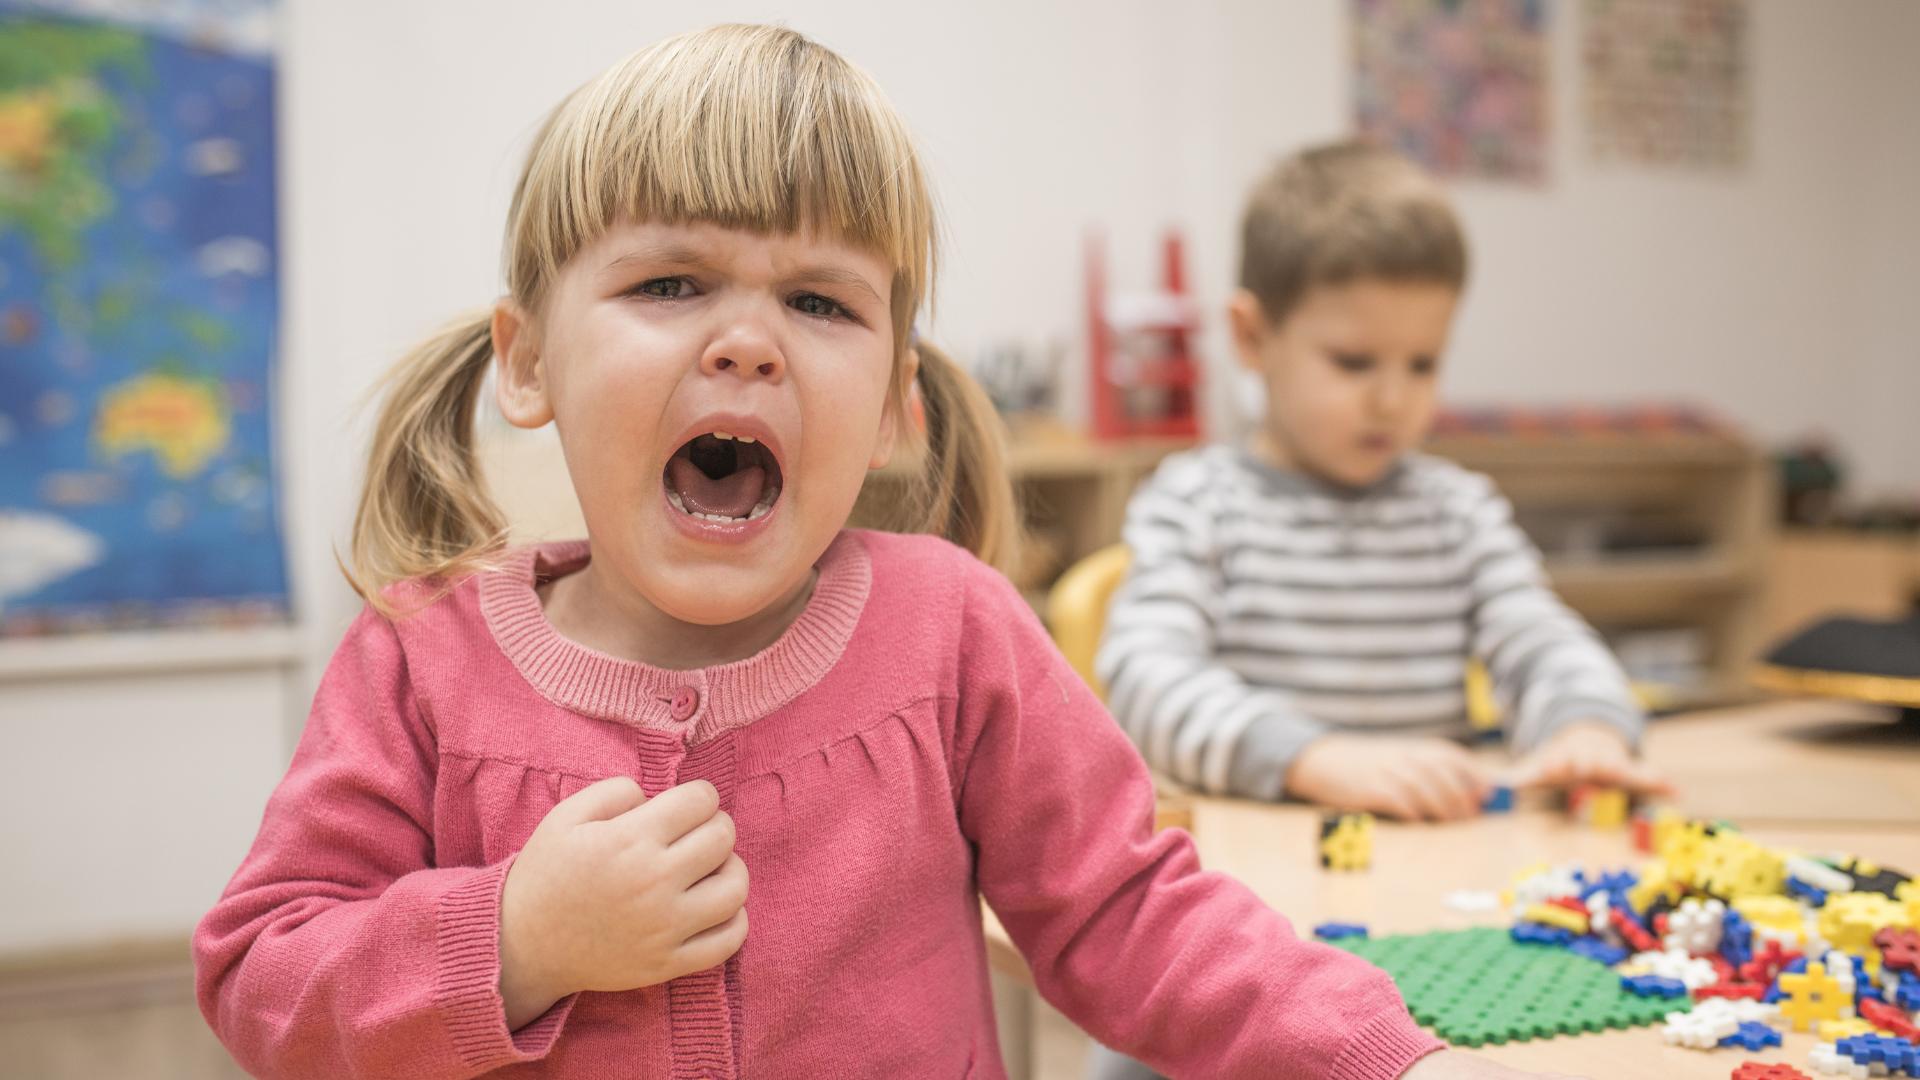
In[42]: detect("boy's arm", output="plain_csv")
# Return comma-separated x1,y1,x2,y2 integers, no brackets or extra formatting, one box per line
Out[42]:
193,608,575,1079
1096,459,1328,798
1458,484,1643,752
953,556,1442,1080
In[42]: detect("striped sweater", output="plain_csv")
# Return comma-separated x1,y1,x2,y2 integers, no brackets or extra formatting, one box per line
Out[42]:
1095,445,1642,799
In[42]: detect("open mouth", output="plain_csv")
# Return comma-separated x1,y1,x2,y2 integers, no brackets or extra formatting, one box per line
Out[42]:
664,432,784,523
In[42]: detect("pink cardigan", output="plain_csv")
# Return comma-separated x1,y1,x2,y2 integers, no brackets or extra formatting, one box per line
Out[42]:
195,530,1441,1078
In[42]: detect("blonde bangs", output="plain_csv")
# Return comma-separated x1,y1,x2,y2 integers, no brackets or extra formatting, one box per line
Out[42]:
507,24,935,348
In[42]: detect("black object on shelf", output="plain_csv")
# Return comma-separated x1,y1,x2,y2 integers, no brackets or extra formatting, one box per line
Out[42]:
1753,610,1920,725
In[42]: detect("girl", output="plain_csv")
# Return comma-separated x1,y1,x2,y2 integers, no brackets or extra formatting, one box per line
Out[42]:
195,24,1581,1080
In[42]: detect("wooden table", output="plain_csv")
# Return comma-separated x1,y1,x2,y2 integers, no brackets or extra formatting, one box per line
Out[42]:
987,700,1920,1079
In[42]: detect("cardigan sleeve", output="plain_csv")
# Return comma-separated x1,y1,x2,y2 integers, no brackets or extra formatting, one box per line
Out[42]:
951,556,1443,1080
193,606,577,1078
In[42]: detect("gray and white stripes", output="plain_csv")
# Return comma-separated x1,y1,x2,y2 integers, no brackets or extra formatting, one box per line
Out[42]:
1094,446,1642,799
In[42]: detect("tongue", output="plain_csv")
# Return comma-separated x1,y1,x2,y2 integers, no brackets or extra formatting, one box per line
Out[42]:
668,457,768,518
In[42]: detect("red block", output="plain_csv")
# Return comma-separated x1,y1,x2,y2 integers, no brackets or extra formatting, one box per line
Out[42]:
1547,896,1588,914
1875,927,1920,975
1731,1064,1812,1080
1696,982,1765,1001
1739,941,1801,986
1861,997,1920,1041
1612,908,1657,953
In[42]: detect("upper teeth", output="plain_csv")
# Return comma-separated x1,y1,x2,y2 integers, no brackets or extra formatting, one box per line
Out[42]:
710,431,756,444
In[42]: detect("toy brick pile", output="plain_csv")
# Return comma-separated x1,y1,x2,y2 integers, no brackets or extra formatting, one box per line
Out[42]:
1499,809,1920,1076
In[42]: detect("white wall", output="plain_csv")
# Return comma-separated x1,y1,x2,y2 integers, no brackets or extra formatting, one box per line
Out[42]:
4,0,1916,951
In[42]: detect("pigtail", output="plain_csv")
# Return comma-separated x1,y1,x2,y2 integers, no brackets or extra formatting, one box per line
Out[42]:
346,310,508,611
905,340,1021,576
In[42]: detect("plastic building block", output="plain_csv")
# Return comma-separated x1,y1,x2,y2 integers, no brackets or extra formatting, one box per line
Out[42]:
1569,784,1629,828
1723,909,1757,969
1320,812,1373,872
1720,1020,1784,1050
1482,785,1514,813
1808,1041,1870,1078
1781,961,1852,1032
1860,998,1920,1041
1877,928,1920,975
1524,903,1591,936
1817,1017,1877,1041
1665,999,1740,1048
1443,889,1501,913
1730,1063,1811,1080
1333,928,1685,1046
1626,947,1719,990
1698,982,1768,1001
1789,878,1831,909
1742,941,1805,986
1513,922,1574,947
1889,971,1920,1010
1613,908,1660,954
1668,897,1729,955
1570,936,1630,967
1314,922,1369,941
1700,833,1786,899
1625,974,1690,998
1832,1032,1919,1072
1789,857,1857,896
1837,859,1911,900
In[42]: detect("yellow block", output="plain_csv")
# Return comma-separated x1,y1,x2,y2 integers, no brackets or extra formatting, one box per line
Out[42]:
1523,904,1591,936
1819,1017,1876,1041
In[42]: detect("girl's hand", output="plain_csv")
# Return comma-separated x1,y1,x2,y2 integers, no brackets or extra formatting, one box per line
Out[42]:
1401,1048,1588,1079
498,777,748,1029
1507,721,1673,798
1285,734,1492,821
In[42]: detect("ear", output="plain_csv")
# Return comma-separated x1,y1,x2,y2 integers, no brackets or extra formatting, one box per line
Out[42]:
1227,289,1273,374
492,299,553,429
870,346,921,469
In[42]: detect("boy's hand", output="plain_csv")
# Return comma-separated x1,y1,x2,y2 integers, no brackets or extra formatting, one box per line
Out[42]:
1507,721,1673,798
1401,1048,1587,1079
498,777,749,1030
1285,734,1492,821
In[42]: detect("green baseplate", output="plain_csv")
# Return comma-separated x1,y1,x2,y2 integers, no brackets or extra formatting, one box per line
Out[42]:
1331,928,1689,1047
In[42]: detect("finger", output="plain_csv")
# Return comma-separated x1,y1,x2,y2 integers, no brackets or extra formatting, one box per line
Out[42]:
1433,750,1490,818
1620,760,1676,798
665,811,737,884
1365,775,1423,822
1395,766,1452,822
675,906,749,974
617,779,721,846
679,853,749,931
546,775,647,827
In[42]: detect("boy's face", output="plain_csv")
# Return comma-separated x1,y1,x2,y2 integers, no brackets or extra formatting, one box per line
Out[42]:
1230,278,1459,489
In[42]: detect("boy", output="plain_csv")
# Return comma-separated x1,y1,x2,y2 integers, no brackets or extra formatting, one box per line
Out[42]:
1096,141,1668,823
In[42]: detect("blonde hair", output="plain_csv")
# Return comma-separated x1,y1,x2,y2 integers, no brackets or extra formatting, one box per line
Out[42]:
352,24,1017,603
1239,139,1468,325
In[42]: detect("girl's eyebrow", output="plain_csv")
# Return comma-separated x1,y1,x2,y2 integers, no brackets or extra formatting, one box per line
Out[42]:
791,265,884,305
601,241,707,275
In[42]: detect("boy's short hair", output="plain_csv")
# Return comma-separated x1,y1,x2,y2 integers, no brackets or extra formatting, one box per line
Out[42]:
1239,139,1469,325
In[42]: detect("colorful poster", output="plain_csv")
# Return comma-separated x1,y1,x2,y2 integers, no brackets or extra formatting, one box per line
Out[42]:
0,0,286,637
1352,0,1551,183
1583,0,1749,169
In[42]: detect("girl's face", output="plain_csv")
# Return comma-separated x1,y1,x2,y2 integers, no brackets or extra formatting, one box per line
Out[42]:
494,221,903,627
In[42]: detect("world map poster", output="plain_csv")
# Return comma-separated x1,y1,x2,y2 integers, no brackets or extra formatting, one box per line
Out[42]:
0,0,287,637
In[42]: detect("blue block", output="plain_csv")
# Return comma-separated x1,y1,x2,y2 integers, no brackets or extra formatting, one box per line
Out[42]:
1786,877,1828,907
1314,922,1369,941
1511,922,1573,947
1621,974,1689,998
1481,785,1514,813
1569,936,1629,967
1719,909,1753,968
1891,972,1920,1010
1718,1021,1783,1051
1834,1033,1919,1073
1762,982,1785,1004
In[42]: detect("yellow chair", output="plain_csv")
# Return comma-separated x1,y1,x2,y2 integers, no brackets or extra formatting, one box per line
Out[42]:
1046,543,1132,701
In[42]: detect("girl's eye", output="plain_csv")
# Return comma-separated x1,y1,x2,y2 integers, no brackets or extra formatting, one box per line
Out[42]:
1411,356,1439,376
792,293,848,319
1331,352,1374,373
630,277,690,299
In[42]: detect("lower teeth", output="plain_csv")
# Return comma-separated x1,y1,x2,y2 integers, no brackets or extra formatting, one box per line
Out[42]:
664,487,781,522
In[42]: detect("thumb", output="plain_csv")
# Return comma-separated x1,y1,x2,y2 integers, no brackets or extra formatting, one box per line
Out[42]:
545,775,648,827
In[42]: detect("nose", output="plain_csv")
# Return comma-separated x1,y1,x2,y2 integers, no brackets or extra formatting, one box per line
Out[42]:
700,315,786,383
1371,370,1410,416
